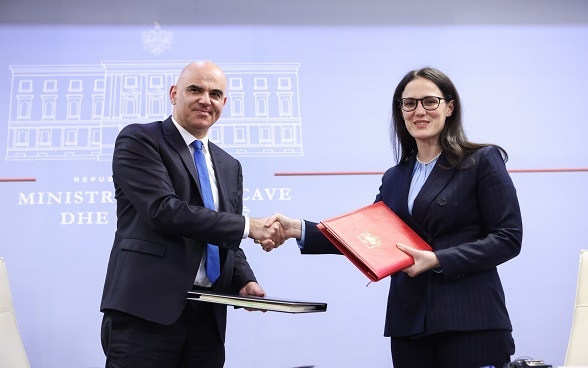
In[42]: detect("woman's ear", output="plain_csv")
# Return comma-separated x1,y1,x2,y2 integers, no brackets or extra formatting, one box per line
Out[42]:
446,100,455,117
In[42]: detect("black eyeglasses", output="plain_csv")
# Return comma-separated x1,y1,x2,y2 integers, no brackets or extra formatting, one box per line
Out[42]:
399,96,447,112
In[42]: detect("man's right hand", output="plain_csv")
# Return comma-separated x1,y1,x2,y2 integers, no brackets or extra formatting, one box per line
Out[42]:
248,217,285,250
266,213,302,243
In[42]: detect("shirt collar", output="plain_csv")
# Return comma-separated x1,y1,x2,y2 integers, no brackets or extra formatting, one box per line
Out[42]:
171,116,210,149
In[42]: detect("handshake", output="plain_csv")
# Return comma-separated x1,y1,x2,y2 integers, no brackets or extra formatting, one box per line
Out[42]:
248,214,303,252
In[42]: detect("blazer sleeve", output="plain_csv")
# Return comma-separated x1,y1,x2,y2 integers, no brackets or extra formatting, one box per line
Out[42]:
435,147,523,278
300,220,341,255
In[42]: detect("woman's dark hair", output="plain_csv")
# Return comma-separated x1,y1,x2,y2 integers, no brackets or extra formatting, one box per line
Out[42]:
390,67,507,167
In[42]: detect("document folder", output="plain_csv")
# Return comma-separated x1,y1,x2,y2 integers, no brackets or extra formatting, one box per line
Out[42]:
186,291,327,314
317,201,432,282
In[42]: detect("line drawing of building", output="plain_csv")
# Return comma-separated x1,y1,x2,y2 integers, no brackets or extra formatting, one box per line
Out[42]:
5,61,303,161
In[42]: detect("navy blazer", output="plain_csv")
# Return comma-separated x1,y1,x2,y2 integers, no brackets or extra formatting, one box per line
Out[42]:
100,117,256,341
303,146,522,338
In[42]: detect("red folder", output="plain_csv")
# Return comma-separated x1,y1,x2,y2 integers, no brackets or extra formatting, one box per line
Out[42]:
317,201,432,282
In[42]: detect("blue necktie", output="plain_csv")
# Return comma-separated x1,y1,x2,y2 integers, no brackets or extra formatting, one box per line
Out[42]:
191,140,220,284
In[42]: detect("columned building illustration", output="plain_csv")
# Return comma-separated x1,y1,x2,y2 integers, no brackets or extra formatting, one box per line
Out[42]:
6,61,303,160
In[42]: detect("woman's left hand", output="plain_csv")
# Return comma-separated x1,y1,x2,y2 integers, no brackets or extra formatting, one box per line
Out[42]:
397,243,440,277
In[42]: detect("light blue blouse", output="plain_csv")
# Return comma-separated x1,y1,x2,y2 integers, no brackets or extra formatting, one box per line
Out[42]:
408,157,440,214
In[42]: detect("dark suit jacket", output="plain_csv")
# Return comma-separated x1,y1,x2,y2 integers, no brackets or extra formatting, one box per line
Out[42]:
100,117,256,342
302,146,522,338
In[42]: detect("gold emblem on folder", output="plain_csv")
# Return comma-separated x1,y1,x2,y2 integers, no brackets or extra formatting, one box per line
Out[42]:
357,233,381,249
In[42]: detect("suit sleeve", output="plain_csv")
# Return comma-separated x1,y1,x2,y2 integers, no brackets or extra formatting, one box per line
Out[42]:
435,147,523,277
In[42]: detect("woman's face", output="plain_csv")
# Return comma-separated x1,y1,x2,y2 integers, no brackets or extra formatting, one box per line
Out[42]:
401,77,454,145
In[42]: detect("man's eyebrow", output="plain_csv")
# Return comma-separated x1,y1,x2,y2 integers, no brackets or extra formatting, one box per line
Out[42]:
186,84,224,97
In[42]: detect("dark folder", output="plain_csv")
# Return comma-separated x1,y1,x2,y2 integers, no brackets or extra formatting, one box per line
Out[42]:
187,291,327,314
317,201,432,282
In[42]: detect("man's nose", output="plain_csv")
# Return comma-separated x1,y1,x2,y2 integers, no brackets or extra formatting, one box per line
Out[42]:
198,93,211,104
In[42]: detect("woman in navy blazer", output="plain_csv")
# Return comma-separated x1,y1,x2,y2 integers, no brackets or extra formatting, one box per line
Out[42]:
269,67,522,368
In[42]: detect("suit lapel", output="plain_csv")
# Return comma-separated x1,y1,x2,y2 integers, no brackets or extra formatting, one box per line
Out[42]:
208,142,232,263
395,161,416,219
411,155,456,224
389,160,432,239
208,142,230,212
160,119,230,213
161,117,201,190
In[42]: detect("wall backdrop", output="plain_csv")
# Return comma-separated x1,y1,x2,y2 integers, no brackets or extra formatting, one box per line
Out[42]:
1,1,587,367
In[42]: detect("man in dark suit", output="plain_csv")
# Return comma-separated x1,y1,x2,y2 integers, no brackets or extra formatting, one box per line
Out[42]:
100,60,284,368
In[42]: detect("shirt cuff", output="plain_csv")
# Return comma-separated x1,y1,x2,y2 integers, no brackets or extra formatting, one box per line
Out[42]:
243,216,249,239
296,219,306,249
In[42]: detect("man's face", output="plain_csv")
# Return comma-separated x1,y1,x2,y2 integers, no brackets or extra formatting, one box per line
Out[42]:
170,62,227,139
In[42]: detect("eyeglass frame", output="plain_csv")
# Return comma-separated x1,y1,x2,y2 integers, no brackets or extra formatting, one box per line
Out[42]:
398,96,449,112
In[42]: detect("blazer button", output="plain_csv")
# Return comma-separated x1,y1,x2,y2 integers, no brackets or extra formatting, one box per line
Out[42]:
438,198,447,206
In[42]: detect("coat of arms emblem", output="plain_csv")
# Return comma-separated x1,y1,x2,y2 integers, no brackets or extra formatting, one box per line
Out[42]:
357,233,381,249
